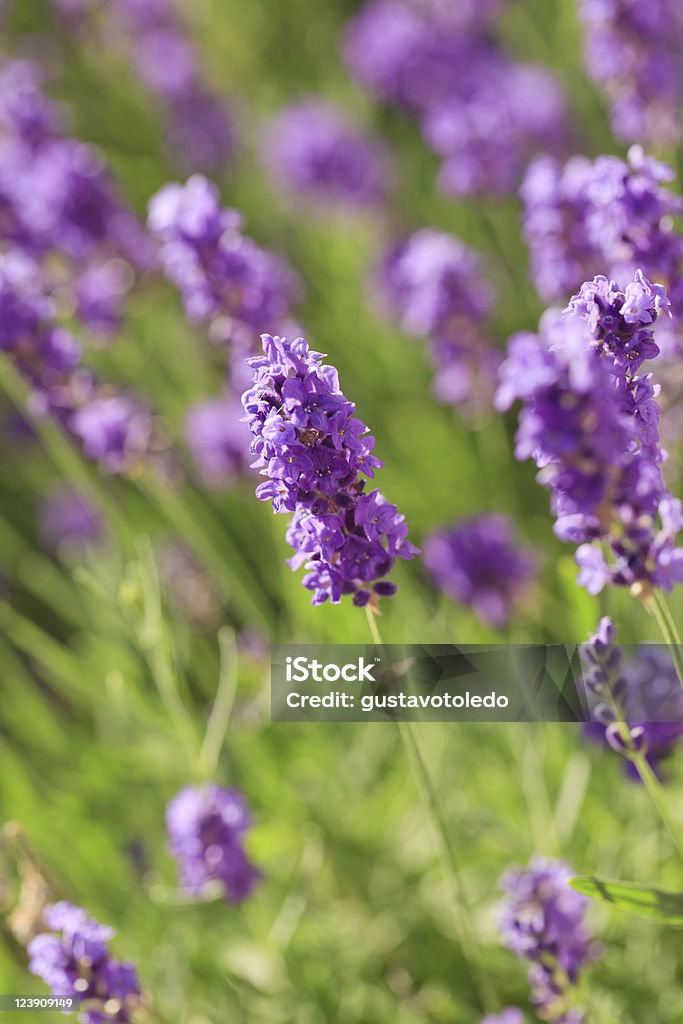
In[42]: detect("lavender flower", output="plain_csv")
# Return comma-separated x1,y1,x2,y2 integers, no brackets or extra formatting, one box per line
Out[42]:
0,245,156,474
184,397,251,487
71,395,152,474
0,58,153,336
166,784,261,903
148,175,299,352
377,228,498,412
28,902,143,1023
262,100,392,210
242,334,418,607
496,271,683,597
343,1,567,196
0,60,60,146
39,486,105,553
342,0,498,113
74,260,133,338
500,858,599,1024
582,617,683,780
423,60,566,197
52,0,235,173
520,147,683,350
424,515,536,629
481,1011,525,1024
577,0,683,146
423,516,536,626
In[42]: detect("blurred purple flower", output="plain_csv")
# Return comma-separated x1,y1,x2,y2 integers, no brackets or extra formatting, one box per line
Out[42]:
343,0,567,196
0,57,154,342
425,62,566,197
577,0,683,146
342,0,498,113
500,859,599,1024
0,60,61,146
263,100,392,209
521,147,683,356
71,395,152,473
481,1011,525,1024
74,259,133,337
115,0,236,173
28,902,143,1024
148,175,299,351
243,334,418,607
185,396,251,487
166,784,261,903
39,485,105,553
423,514,536,629
377,228,498,414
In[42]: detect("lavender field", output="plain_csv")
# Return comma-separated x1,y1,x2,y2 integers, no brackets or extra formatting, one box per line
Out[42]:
2,0,683,1021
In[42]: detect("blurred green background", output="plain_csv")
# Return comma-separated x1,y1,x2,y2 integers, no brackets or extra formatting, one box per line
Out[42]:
2,0,683,1021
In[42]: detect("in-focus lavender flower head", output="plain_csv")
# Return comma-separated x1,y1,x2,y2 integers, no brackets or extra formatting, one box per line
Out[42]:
500,858,599,1024
242,334,418,607
423,514,536,629
377,228,498,411
28,902,143,1024
262,100,393,210
520,147,683,348
577,0,683,146
148,175,299,346
185,396,251,488
496,271,683,598
166,784,261,903
39,486,105,554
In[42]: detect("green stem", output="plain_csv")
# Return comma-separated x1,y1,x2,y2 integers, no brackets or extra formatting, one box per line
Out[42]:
364,608,495,1014
135,539,199,771
611,719,683,865
651,591,683,698
199,627,238,778
630,748,683,866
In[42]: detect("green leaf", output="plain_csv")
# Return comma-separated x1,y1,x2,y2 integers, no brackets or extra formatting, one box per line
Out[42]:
571,876,683,926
